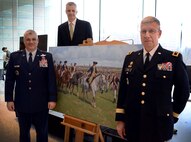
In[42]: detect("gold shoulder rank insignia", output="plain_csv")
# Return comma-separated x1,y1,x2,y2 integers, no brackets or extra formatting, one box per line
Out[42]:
172,51,179,57
127,51,133,56
116,108,125,114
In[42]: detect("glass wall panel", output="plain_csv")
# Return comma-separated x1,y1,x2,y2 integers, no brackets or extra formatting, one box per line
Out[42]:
45,0,62,47
0,0,190,65
178,0,191,64
34,0,45,34
143,0,156,17
83,0,99,42
15,0,33,52
157,0,191,64
0,0,13,54
100,0,143,44
157,0,182,51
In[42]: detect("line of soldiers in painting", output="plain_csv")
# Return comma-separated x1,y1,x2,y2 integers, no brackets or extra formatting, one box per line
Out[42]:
54,60,76,89
53,60,120,103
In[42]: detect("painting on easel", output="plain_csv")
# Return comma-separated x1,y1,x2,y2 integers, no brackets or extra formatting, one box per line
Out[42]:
49,44,141,129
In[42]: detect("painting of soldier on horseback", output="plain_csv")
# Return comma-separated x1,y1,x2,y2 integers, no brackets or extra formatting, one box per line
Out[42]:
50,45,141,128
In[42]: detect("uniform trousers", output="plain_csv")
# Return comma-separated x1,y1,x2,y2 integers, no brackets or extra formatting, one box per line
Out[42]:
17,109,49,142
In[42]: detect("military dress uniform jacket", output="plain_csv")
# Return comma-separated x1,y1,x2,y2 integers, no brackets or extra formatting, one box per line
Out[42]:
115,45,190,142
5,49,57,113
57,19,93,46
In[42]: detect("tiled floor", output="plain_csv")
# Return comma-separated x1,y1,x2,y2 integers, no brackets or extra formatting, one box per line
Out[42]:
0,79,191,142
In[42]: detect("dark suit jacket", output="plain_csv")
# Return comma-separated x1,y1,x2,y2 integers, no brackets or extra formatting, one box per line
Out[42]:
5,49,57,113
115,45,190,142
57,19,93,46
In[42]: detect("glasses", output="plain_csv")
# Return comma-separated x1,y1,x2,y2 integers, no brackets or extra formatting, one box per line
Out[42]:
140,29,159,35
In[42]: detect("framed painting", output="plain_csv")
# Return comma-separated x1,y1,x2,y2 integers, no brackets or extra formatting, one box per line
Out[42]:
49,44,141,129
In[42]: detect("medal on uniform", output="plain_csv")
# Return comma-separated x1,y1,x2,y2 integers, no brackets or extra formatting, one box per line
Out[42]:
157,64,162,70
15,70,19,76
39,54,48,67
126,78,129,85
126,61,133,72
157,62,172,71
128,61,133,68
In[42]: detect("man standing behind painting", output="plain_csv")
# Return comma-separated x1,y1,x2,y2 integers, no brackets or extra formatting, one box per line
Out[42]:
57,2,93,46
5,29,57,142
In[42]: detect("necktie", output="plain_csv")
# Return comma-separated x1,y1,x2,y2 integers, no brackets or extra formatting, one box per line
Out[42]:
144,52,150,69
28,52,33,67
69,23,74,40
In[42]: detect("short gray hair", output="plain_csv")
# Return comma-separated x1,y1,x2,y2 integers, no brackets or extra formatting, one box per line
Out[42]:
24,29,38,40
141,16,161,29
66,2,77,7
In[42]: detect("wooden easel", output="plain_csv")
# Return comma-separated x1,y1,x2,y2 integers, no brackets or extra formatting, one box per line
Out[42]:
61,115,105,142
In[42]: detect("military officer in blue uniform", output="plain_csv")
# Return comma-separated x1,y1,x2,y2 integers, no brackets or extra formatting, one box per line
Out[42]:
115,16,190,142
5,30,57,142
